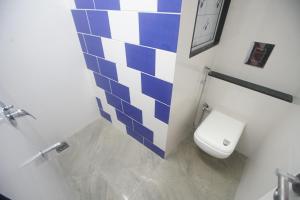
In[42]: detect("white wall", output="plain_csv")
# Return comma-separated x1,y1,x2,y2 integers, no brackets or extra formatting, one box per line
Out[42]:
0,116,78,200
212,0,300,97
206,0,300,198
203,77,293,156
0,0,98,199
0,0,98,147
169,0,300,157
234,105,300,200
166,0,215,155
167,0,300,198
207,0,300,156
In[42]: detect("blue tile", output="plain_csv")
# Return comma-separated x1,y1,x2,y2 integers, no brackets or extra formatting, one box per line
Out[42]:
139,13,180,52
144,138,165,158
155,101,170,124
98,58,118,81
116,110,133,127
105,92,123,111
125,43,155,76
96,97,103,110
110,81,130,103
87,11,111,38
158,0,182,13
84,35,104,58
100,109,112,122
77,33,87,52
122,101,142,123
84,53,99,73
74,0,94,9
94,0,120,10
133,121,153,142
94,73,111,92
71,10,90,34
126,127,143,144
141,73,173,105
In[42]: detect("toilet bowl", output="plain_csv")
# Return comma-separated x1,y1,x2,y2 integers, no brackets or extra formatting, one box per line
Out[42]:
194,110,245,159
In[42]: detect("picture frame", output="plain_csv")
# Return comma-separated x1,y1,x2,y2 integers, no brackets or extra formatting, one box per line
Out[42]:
190,0,231,57
245,42,275,68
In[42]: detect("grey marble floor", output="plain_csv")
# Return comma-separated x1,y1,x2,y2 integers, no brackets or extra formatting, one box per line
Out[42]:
57,119,246,200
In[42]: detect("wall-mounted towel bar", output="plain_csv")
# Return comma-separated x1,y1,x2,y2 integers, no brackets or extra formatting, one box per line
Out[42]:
208,71,293,103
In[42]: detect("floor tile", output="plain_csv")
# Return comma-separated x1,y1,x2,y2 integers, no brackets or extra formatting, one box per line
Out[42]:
57,119,246,200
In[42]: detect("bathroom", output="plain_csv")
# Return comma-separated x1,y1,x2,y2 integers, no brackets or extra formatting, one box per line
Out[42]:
0,0,300,199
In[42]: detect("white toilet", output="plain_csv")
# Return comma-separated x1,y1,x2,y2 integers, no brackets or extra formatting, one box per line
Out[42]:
194,110,245,159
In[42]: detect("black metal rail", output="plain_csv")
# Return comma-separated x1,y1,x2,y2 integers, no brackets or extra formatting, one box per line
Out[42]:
208,71,293,103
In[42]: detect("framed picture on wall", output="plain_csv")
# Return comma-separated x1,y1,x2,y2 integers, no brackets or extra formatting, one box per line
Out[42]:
190,0,231,57
245,42,275,68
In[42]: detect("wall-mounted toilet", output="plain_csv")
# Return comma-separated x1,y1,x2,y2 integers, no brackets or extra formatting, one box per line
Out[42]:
194,110,245,159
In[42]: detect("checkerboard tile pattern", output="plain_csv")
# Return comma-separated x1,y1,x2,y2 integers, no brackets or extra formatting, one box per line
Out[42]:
71,0,182,158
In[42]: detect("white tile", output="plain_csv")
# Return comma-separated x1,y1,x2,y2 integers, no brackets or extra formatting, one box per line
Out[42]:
108,11,140,45
87,70,97,86
101,37,127,65
119,0,157,12
155,49,177,83
129,90,155,116
116,64,142,92
89,71,108,99
111,116,127,133
153,126,168,150
143,113,168,150
125,89,168,149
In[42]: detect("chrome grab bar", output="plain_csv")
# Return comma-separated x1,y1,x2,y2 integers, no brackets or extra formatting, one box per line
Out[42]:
274,169,300,200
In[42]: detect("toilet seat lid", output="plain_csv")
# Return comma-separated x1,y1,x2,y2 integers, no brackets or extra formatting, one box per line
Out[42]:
195,110,245,154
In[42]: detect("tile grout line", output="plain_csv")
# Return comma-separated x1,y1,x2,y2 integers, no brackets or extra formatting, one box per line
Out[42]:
95,52,102,74
84,10,92,34
72,8,182,15
97,92,166,153
103,93,160,135
78,32,178,54
85,50,174,86
94,70,171,108
91,0,96,10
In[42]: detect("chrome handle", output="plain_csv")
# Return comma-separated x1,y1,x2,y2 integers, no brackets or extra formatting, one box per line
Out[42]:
3,105,13,111
0,102,12,114
6,109,36,120
20,142,69,167
0,101,36,127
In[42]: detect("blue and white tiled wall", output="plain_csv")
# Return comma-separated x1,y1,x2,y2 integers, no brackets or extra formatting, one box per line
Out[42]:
71,0,182,158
